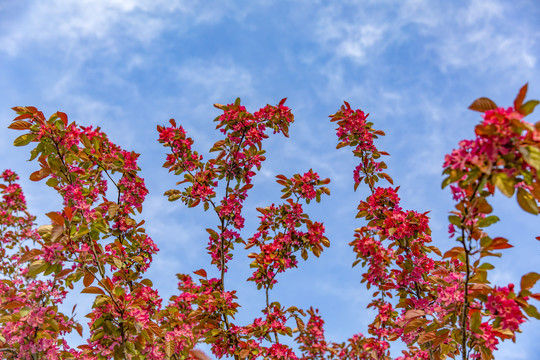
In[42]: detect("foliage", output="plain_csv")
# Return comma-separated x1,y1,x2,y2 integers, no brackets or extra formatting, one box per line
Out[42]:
0,86,539,359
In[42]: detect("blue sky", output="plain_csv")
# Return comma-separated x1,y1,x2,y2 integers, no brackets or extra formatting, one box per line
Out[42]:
1,0,539,358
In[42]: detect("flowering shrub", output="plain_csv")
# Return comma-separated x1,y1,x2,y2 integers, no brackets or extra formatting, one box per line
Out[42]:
0,86,539,359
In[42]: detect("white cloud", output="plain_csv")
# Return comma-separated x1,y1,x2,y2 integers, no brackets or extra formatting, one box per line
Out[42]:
403,0,537,72
0,0,223,57
315,4,388,64
0,0,276,58
175,59,254,102
311,0,538,73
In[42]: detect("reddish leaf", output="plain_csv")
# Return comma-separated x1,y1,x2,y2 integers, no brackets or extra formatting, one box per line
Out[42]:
81,286,105,295
83,273,95,287
11,112,32,121
55,268,72,278
2,301,24,310
417,330,437,345
147,321,162,336
19,248,43,263
104,277,114,290
514,83,528,110
193,269,207,278
443,246,464,259
403,318,428,334
29,169,49,182
488,237,513,250
76,323,83,337
403,309,425,320
46,212,65,226
432,329,450,347
64,206,73,221
57,112,68,126
8,120,32,130
469,97,498,112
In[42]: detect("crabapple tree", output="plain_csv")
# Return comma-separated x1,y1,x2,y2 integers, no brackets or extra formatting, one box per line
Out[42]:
0,85,539,360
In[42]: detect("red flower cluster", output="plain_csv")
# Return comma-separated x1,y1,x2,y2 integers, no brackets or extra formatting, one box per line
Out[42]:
1,87,539,360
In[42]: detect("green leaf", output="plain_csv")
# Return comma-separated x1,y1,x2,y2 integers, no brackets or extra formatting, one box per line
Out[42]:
478,262,494,270
48,319,60,332
441,176,453,189
520,100,539,116
18,306,31,317
470,310,482,334
13,133,37,147
46,177,59,188
520,272,540,291
493,172,515,197
168,193,181,202
517,187,539,215
519,145,540,171
448,215,461,227
524,304,540,319
477,215,500,228
91,329,105,341
27,259,48,277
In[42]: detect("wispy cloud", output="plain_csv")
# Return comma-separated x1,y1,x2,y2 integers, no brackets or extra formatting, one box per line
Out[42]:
175,59,254,102
311,0,538,74
316,11,387,64
422,1,537,73
0,0,257,57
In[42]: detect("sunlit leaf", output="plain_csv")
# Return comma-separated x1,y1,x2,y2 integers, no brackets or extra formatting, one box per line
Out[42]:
2,301,24,310
520,100,539,116
524,304,540,319
477,215,499,228
8,120,32,130
165,340,174,358
469,97,497,112
520,272,540,292
517,187,539,215
492,172,514,197
514,83,528,110
83,273,95,287
46,212,65,226
81,286,105,295
13,133,37,147
193,269,207,278
519,145,540,171
470,310,482,334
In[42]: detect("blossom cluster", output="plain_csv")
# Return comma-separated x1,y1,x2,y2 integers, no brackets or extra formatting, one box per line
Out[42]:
1,87,539,360
246,172,330,290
